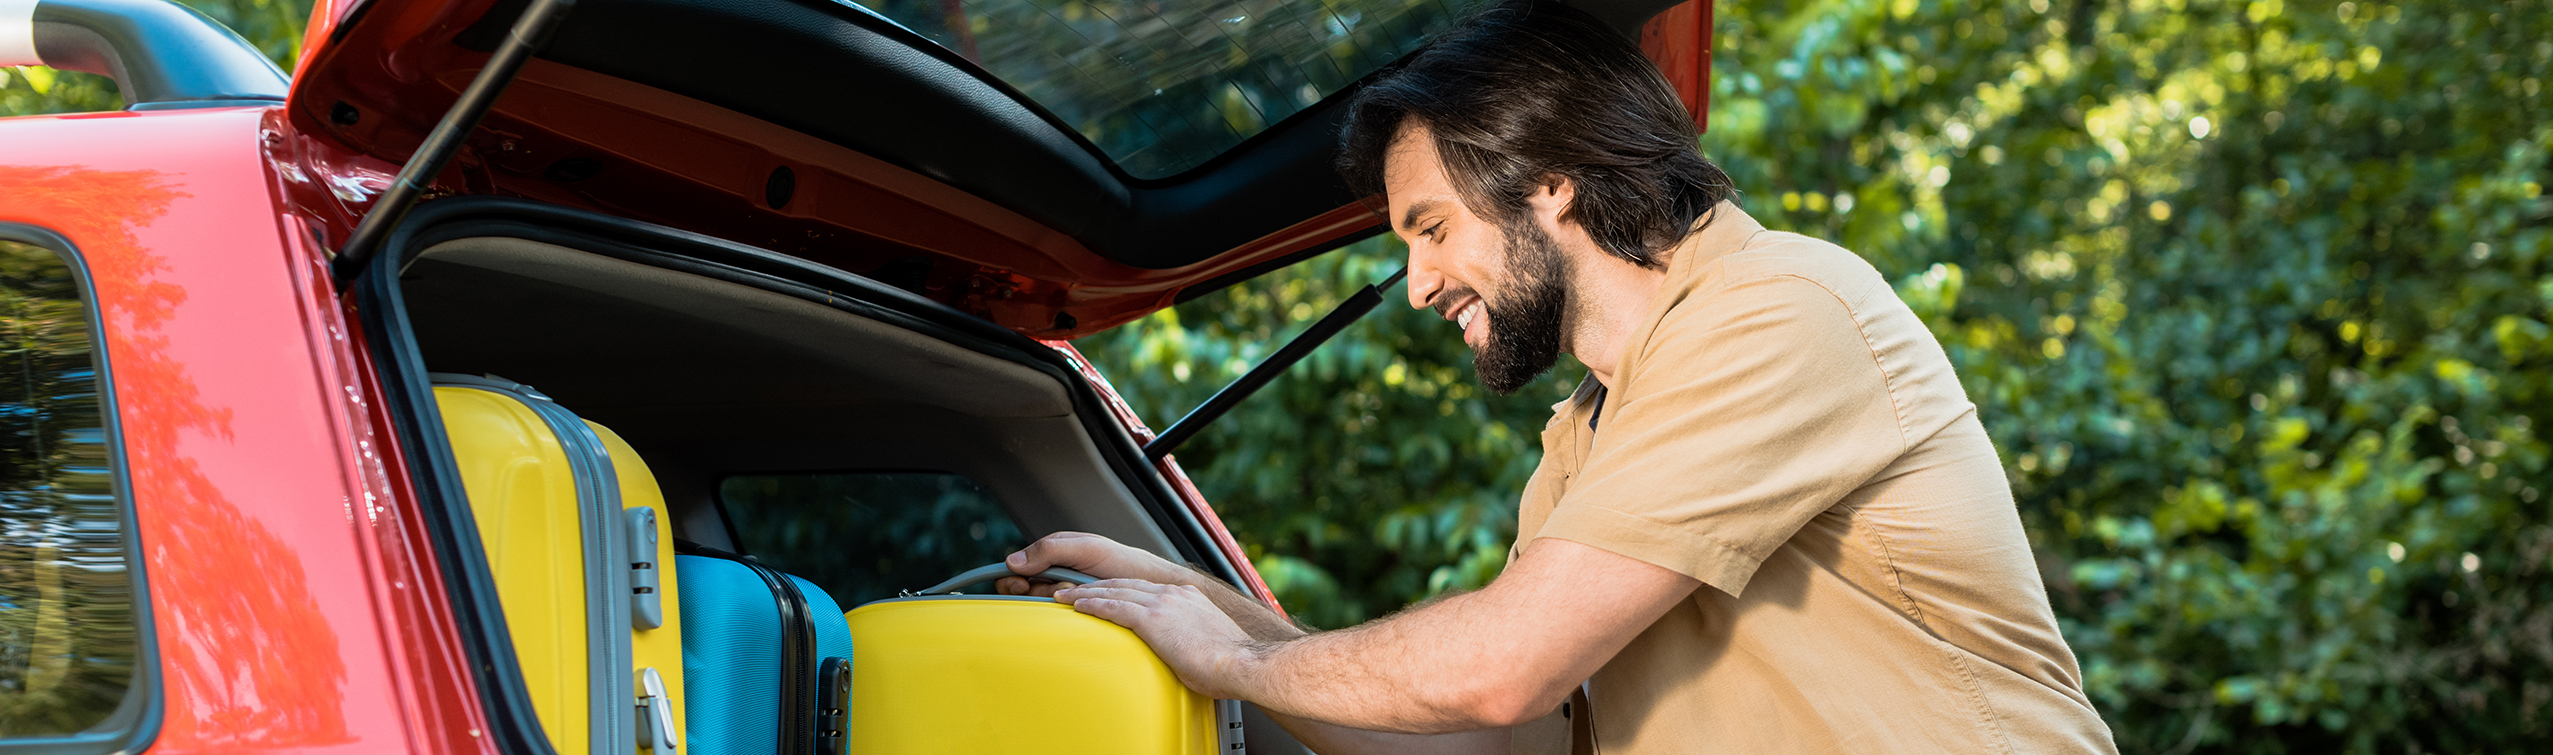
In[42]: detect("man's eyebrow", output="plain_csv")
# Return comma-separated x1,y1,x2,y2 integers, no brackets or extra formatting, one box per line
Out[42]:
1399,199,1441,233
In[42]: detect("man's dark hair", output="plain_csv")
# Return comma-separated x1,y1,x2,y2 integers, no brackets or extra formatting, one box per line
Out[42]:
1337,0,1736,267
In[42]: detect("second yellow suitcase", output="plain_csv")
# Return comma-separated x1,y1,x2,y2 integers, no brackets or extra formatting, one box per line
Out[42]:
843,566,1229,754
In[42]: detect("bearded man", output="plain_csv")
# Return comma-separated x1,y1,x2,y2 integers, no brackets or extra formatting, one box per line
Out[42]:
995,1,2119,752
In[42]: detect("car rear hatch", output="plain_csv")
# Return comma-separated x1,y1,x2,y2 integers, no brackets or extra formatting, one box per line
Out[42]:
282,0,1705,338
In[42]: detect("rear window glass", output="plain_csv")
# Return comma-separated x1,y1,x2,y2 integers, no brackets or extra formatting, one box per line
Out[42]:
0,237,139,738
720,472,1029,607
852,0,1487,178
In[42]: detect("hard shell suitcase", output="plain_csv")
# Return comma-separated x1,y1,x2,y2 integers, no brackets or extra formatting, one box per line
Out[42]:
843,565,1234,754
434,374,689,754
673,544,854,755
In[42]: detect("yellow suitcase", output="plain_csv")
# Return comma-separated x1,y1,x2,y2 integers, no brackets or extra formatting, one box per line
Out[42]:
843,565,1232,754
435,375,688,754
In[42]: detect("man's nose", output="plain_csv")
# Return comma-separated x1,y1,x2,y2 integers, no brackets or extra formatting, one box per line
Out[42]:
1404,241,1443,310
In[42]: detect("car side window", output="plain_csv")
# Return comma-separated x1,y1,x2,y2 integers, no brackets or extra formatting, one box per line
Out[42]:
0,235,145,740
719,472,1029,607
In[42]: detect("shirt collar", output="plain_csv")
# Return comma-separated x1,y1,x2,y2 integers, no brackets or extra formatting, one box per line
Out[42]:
1555,201,1764,427
1659,201,1767,281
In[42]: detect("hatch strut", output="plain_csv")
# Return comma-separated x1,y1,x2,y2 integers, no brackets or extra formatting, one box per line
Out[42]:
332,0,579,283
1144,268,1408,461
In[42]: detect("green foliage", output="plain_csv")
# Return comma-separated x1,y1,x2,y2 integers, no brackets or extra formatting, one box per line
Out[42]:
0,62,120,116
1087,0,2553,751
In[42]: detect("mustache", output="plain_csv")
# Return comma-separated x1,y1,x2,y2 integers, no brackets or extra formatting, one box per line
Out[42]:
1434,285,1483,320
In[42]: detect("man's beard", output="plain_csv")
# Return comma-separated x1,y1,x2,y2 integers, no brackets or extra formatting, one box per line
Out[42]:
1472,221,1570,395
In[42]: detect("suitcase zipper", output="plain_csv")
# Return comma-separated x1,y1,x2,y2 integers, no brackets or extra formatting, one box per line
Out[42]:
766,565,819,755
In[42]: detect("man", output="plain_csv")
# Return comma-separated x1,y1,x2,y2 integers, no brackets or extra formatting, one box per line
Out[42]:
997,2,2119,752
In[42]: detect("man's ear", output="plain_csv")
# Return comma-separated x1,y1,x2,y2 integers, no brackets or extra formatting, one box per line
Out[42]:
1526,174,1577,227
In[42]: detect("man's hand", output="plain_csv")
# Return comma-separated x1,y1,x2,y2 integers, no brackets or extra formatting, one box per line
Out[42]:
1053,579,1258,698
995,531,1187,597
998,532,1305,642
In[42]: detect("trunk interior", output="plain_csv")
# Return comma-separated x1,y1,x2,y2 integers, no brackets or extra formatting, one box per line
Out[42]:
379,225,1320,754
397,234,1188,604
366,203,1317,754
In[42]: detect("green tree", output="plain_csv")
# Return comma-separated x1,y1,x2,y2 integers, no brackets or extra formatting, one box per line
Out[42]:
1089,0,2552,752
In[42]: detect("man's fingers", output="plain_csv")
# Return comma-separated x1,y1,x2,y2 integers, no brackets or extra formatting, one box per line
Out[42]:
995,575,1079,598
1078,578,1172,593
1008,531,1102,575
1053,582,1167,606
1069,596,1152,626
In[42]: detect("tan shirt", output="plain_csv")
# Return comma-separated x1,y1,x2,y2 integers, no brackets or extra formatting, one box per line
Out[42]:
1509,204,2116,754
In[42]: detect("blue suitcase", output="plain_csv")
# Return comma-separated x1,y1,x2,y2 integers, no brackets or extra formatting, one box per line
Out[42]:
675,544,855,755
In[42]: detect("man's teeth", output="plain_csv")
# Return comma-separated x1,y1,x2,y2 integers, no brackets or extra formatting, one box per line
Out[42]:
1457,302,1479,329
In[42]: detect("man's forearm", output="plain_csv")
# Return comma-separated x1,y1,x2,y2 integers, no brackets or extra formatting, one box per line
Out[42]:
1045,539,1693,743
1220,540,1699,735
1178,565,1307,642
1230,589,1536,733
1170,569,1506,753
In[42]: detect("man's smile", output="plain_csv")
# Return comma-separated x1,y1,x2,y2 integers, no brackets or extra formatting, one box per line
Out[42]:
1437,293,1489,349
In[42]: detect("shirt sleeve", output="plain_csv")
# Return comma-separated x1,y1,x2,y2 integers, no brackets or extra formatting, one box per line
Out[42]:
1534,272,1909,597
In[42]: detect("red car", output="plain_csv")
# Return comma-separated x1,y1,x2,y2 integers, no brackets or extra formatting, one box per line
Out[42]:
0,0,1707,752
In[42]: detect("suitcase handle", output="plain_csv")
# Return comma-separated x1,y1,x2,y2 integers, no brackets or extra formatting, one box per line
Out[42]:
913,563,1098,596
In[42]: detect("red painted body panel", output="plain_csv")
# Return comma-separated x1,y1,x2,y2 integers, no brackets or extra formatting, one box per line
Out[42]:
1640,0,1715,133
0,106,484,754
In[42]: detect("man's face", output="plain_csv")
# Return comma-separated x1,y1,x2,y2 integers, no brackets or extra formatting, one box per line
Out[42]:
1383,125,1570,395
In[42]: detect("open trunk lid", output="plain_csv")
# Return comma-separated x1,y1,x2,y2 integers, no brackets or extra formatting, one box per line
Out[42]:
283,0,1704,337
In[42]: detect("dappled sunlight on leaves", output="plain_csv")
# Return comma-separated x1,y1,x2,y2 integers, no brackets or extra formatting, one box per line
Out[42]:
1094,0,2552,749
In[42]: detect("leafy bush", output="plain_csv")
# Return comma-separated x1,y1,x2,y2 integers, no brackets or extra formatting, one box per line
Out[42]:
1088,0,2552,751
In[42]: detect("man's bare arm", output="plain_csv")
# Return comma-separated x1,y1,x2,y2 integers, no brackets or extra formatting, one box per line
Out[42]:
1000,533,1517,754
1176,567,1515,754
1057,537,1700,734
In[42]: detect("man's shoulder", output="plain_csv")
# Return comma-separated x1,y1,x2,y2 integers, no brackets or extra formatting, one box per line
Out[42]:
1704,230,1885,292
1666,228,1980,449
1670,229,1891,318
